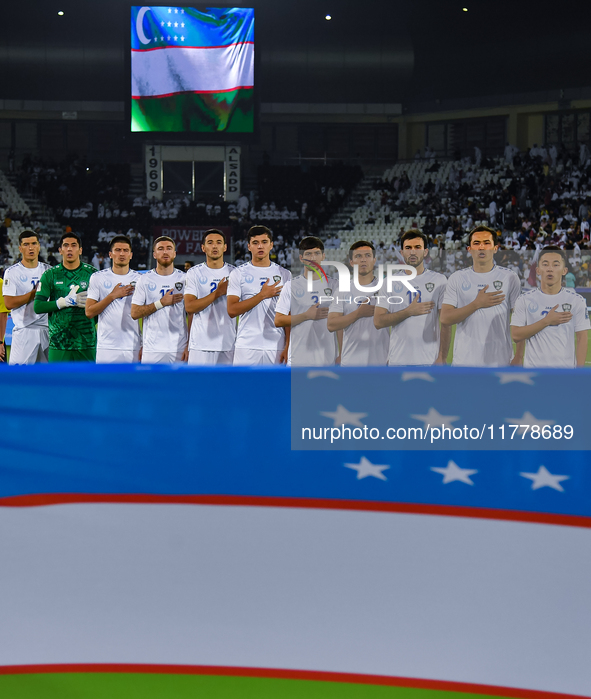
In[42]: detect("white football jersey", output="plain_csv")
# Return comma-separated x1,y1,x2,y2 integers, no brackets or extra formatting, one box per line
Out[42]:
2,261,51,329
227,262,291,351
511,287,590,368
443,265,521,366
185,262,237,352
329,277,389,366
377,269,447,366
131,269,188,352
276,275,338,366
87,268,142,351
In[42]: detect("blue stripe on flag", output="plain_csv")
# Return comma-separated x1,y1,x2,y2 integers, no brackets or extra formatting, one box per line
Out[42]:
131,6,254,51
0,365,589,519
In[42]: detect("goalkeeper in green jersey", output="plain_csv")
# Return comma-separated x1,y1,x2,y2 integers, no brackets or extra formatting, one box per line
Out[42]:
34,232,97,362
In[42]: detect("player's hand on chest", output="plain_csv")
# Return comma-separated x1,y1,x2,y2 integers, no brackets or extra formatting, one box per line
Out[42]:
245,272,283,299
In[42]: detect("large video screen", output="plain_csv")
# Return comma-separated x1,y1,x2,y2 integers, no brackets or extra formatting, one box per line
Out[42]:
130,6,254,133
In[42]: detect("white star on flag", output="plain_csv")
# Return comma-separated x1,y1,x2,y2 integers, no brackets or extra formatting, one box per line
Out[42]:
505,412,554,434
174,35,178,40
180,35,185,41
174,7,178,12
344,457,389,481
411,407,459,430
520,466,569,492
167,35,171,40
167,21,171,26
181,22,185,27
181,8,184,12
431,460,478,485
321,405,367,427
160,20,165,26
160,36,164,41
401,372,435,382
496,372,537,385
174,21,178,27
168,7,172,12
307,370,339,380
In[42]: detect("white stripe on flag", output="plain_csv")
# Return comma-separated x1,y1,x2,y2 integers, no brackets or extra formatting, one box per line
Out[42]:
131,43,254,97
1,504,590,695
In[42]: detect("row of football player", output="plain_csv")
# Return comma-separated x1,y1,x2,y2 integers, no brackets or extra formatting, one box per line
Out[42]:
277,229,589,369
0,224,588,368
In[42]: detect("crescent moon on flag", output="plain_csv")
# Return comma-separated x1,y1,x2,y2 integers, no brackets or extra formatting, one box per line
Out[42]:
136,6,151,44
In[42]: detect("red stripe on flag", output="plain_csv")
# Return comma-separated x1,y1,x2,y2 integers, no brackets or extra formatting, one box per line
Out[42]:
131,85,252,99
0,664,586,699
1,493,590,529
131,41,254,52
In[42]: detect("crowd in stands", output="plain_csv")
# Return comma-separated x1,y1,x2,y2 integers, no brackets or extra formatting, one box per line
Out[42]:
232,163,363,266
4,156,362,269
335,143,591,288
5,147,591,289
0,169,52,267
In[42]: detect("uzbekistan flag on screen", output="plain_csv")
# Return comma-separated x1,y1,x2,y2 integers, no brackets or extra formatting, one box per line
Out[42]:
131,6,254,133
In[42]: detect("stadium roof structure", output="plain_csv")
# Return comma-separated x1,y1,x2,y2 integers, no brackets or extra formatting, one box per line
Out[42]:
1,0,590,105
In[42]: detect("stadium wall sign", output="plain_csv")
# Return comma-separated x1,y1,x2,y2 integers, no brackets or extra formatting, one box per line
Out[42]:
152,226,232,255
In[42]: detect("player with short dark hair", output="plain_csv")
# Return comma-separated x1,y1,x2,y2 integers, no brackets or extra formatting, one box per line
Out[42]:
227,225,291,365
86,235,142,363
327,240,389,366
59,231,82,247
375,229,450,365
347,239,375,259
298,236,324,254
247,225,273,243
440,226,522,366
275,236,340,366
131,236,188,364
33,234,96,362
3,230,51,364
511,246,590,367
467,225,498,247
399,229,429,249
152,235,175,250
184,229,236,365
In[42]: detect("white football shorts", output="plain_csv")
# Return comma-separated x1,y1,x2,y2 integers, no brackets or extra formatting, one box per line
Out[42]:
96,348,140,364
9,327,49,365
188,349,234,366
233,348,283,366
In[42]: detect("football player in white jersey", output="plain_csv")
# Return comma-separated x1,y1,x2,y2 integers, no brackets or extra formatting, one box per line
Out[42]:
374,229,450,365
184,229,236,365
2,230,51,364
327,240,389,366
227,225,291,365
86,235,142,363
441,226,523,367
131,236,189,364
274,236,341,366
511,246,590,367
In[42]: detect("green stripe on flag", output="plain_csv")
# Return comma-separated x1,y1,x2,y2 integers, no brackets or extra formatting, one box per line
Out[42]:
131,89,254,133
0,672,535,699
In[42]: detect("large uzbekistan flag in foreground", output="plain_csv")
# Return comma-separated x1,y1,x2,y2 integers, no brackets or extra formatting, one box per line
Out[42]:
131,6,254,133
1,365,591,699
